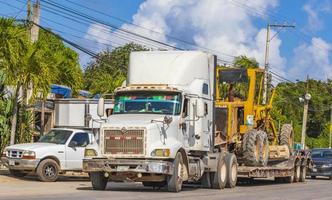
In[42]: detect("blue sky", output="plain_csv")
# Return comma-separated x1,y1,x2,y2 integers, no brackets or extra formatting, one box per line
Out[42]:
0,0,331,82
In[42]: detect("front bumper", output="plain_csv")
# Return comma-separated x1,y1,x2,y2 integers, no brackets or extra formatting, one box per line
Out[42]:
307,166,332,177
83,158,174,175
1,157,39,171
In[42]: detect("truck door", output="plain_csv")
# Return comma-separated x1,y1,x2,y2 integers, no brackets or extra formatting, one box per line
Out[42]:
65,132,90,170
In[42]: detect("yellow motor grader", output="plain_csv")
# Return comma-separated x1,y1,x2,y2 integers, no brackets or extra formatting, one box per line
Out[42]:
213,67,310,182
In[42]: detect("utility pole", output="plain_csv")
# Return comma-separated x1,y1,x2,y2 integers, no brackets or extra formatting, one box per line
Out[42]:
28,0,42,135
301,75,311,149
263,23,295,105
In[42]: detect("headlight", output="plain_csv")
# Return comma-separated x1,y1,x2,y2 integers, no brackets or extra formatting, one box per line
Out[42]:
84,149,97,157
22,150,36,160
151,149,170,157
321,163,332,168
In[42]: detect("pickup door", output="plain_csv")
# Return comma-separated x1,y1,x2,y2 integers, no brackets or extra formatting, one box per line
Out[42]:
65,132,90,170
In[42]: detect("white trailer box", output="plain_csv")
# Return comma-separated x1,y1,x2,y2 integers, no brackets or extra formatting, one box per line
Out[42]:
54,99,113,129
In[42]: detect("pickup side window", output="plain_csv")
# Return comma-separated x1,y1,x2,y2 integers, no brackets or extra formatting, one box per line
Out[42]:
70,132,90,147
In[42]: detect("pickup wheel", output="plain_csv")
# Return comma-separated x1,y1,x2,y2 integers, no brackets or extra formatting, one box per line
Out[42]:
9,169,28,177
90,172,108,190
225,153,237,188
211,153,227,189
36,159,60,182
167,152,184,192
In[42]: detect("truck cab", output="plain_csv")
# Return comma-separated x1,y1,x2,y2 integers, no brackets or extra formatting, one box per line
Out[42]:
83,51,223,192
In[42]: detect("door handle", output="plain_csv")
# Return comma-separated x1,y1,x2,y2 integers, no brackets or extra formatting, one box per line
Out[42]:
58,151,64,153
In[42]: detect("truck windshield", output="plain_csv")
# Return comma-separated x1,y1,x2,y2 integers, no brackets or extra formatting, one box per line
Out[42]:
38,130,72,144
114,91,182,115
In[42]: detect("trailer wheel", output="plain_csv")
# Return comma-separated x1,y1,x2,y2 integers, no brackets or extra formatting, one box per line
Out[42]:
90,172,108,190
294,163,301,182
242,129,260,166
284,174,294,183
299,165,306,182
167,152,184,192
279,124,294,154
211,154,227,189
225,153,237,188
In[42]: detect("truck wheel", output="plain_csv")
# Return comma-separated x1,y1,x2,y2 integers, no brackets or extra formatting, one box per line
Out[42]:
299,165,306,182
311,176,316,179
167,152,184,192
211,154,227,189
242,129,260,166
9,169,28,177
294,163,301,182
279,124,294,154
90,172,108,190
36,159,59,182
258,131,269,166
225,153,237,188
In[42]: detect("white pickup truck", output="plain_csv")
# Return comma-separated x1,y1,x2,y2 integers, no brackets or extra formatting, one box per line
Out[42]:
1,128,98,182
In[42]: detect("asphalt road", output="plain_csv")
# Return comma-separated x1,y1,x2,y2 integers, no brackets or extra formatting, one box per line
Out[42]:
0,173,332,200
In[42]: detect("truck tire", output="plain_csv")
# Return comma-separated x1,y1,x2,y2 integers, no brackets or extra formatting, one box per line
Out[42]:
242,129,260,166
225,153,237,188
36,159,60,182
279,124,294,153
90,172,108,190
257,131,269,166
211,154,227,189
294,163,301,182
167,152,184,192
9,169,28,177
299,165,306,182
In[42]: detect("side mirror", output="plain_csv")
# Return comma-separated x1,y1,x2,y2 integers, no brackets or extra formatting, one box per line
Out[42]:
97,98,105,117
163,115,173,125
68,140,78,148
196,99,205,118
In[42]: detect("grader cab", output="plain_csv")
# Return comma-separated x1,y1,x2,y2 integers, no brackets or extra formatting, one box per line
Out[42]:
214,67,292,166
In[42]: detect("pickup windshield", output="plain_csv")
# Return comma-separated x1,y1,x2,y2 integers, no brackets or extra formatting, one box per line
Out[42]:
38,130,73,144
114,91,182,115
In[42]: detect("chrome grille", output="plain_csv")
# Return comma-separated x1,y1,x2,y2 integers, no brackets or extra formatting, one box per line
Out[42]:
104,129,145,155
7,150,23,158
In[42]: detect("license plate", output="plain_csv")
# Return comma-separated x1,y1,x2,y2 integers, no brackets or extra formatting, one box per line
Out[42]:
117,166,129,171
313,168,317,172
8,160,15,166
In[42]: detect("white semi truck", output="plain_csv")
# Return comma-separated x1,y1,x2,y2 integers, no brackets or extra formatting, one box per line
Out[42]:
83,51,311,192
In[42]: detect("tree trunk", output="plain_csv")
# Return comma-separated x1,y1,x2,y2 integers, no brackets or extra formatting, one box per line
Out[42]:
10,84,21,145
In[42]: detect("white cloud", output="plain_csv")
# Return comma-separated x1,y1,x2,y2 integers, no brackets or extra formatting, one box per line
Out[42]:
84,23,113,50
118,0,285,70
289,37,332,80
303,0,332,32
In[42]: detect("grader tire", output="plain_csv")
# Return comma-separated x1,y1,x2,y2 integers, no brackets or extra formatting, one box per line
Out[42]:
257,131,269,166
242,129,260,166
280,124,294,153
